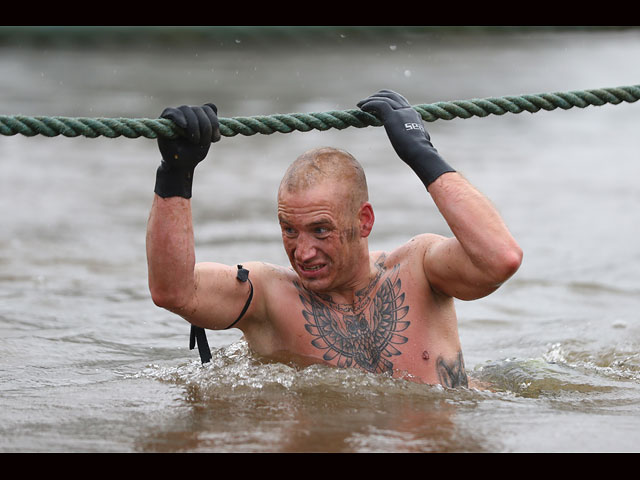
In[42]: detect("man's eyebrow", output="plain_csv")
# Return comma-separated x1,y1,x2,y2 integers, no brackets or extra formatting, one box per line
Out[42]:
309,219,332,225
278,217,334,228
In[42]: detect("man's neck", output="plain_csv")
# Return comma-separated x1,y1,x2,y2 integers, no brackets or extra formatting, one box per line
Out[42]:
309,252,387,314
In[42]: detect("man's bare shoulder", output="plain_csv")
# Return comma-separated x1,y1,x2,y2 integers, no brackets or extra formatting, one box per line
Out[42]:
242,261,296,283
241,261,299,303
372,234,454,299
376,233,448,264
221,261,297,331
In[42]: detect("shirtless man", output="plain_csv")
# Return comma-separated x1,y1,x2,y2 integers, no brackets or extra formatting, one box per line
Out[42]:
146,90,523,387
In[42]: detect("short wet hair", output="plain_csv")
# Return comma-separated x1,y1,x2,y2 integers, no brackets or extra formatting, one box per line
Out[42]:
278,147,369,214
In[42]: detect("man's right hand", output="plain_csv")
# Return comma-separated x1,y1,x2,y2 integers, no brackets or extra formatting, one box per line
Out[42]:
154,103,221,199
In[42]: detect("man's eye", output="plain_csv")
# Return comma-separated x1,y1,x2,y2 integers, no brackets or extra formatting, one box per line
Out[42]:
283,227,296,237
314,227,330,237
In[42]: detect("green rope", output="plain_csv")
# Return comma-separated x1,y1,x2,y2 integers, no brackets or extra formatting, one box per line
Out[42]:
1,84,638,140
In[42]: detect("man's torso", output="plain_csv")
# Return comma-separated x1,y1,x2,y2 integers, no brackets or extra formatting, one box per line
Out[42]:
242,238,467,387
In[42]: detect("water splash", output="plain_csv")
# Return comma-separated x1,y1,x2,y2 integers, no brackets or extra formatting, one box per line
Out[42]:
544,342,640,382
472,340,640,400
134,339,478,403
132,340,494,452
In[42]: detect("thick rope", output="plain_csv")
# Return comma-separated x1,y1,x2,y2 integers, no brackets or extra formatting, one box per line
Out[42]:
1,84,638,140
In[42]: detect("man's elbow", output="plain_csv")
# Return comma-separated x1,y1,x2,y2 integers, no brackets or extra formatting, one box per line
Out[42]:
492,243,523,285
149,288,175,310
149,286,190,313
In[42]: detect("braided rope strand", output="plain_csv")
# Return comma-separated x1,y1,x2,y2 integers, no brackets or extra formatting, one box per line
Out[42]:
0,84,638,140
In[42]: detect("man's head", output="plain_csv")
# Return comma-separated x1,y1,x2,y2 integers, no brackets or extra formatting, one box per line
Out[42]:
277,147,374,293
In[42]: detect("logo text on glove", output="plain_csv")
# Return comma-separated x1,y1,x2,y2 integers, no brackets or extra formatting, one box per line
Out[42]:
404,122,425,132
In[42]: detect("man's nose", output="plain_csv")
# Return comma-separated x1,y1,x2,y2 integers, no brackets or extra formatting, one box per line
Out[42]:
295,234,317,262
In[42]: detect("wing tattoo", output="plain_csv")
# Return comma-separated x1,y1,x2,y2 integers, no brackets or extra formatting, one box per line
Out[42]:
296,265,410,374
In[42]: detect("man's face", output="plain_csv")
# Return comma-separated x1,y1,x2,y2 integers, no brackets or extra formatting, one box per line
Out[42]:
277,182,363,293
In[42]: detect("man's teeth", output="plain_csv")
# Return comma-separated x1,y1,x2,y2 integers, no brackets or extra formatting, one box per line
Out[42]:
302,265,322,271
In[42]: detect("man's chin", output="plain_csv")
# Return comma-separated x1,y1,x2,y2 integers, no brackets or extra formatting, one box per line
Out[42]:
297,274,332,294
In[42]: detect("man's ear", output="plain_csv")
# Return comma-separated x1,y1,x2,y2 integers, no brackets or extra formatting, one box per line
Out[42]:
359,202,375,238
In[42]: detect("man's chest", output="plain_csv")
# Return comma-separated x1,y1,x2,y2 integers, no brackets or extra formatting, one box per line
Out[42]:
265,272,444,380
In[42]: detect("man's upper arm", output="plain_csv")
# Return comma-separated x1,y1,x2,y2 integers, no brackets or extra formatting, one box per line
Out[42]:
174,261,267,331
420,234,505,301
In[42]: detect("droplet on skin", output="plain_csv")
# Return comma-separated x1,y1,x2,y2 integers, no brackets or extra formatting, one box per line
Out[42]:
422,350,429,360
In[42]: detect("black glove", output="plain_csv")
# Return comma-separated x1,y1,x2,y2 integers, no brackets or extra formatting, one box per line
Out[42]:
357,90,455,189
154,103,221,198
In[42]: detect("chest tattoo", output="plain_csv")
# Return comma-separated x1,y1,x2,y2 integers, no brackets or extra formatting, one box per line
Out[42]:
294,259,410,375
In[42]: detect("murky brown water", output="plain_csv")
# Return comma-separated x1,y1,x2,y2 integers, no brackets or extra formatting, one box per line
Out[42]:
1,27,640,452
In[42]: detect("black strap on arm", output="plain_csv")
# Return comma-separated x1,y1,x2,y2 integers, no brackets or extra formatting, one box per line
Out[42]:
224,265,254,330
188,265,254,364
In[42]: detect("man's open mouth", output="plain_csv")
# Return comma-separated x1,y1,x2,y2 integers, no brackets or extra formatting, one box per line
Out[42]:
300,265,324,272
299,263,326,273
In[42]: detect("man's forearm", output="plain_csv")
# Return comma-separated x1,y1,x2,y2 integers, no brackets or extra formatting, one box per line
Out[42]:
146,195,197,311
428,172,522,283
357,90,521,296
